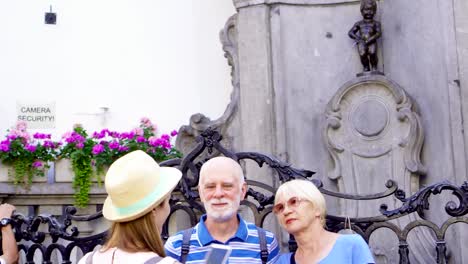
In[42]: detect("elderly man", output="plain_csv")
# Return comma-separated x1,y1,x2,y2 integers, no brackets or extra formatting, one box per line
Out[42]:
164,157,279,264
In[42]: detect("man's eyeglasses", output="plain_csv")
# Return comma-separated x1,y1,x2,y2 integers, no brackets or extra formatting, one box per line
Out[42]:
273,197,305,214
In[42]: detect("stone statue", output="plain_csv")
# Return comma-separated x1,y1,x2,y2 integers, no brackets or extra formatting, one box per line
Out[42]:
348,0,382,72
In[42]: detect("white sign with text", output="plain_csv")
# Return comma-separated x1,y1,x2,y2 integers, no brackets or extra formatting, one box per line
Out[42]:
16,102,56,129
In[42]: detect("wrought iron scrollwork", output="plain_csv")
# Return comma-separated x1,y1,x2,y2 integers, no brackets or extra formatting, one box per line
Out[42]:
380,180,468,218
4,128,468,264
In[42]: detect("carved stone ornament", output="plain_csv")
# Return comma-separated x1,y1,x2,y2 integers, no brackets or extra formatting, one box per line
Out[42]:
323,74,433,262
176,14,240,156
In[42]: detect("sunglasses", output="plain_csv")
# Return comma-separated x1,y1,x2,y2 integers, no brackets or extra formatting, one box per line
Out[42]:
273,197,304,214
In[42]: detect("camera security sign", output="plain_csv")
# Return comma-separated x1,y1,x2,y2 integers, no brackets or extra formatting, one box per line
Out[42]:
16,102,56,129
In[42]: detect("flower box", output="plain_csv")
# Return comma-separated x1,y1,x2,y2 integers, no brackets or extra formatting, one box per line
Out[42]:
54,159,106,183
0,163,48,183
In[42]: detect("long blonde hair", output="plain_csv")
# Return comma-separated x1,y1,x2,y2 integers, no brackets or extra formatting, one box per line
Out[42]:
103,209,166,256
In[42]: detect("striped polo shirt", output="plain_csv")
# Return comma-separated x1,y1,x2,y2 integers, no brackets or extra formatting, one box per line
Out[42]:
164,214,280,264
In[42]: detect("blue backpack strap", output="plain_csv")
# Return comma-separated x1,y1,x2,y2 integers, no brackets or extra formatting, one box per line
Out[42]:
257,227,269,264
180,227,193,264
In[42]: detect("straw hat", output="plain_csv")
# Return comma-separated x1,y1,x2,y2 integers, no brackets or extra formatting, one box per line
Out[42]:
103,150,182,222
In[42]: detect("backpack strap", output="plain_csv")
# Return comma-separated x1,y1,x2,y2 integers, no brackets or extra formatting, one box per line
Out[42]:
143,255,164,264
257,227,269,264
180,227,193,264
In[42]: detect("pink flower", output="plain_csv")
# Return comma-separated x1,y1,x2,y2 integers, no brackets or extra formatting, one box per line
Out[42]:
170,130,178,137
32,161,43,168
61,131,72,140
76,142,84,149
132,127,144,136
16,121,27,132
140,117,151,126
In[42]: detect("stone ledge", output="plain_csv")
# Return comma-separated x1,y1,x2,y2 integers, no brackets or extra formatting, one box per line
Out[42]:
0,182,106,196
233,0,359,9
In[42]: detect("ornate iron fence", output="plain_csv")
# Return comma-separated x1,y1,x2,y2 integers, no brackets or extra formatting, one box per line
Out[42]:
5,128,468,263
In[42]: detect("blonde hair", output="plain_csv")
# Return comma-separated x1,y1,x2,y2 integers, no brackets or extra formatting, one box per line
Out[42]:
103,207,166,256
275,179,327,226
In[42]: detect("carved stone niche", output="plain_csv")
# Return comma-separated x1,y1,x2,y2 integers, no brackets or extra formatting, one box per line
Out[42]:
324,75,434,263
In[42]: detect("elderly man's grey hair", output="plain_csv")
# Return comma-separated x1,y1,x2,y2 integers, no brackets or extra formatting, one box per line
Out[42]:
199,157,245,184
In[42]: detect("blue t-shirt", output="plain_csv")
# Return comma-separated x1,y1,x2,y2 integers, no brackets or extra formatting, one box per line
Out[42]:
275,234,374,264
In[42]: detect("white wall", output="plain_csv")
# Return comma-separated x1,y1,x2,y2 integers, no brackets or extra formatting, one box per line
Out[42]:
0,0,235,138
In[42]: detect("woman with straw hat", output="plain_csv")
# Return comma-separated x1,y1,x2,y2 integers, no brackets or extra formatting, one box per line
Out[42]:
78,150,182,264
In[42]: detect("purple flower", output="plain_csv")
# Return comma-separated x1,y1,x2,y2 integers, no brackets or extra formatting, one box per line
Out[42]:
170,130,178,137
92,132,101,139
32,161,43,168
92,144,105,155
43,140,56,148
33,133,51,139
119,132,129,139
118,146,129,152
0,144,9,152
162,141,171,149
109,141,120,150
148,136,160,147
109,131,120,138
7,134,18,141
161,134,170,140
76,142,84,149
136,136,146,143
26,145,37,152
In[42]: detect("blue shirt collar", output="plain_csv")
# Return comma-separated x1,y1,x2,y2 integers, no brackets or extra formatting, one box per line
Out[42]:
197,214,249,246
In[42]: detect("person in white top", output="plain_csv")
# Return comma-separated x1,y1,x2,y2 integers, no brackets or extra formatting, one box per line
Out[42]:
0,203,18,264
78,150,183,264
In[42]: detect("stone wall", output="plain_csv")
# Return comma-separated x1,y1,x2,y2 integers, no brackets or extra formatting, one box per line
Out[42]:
178,0,468,263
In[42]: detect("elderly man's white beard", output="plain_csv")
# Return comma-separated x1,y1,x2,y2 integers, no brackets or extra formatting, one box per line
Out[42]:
205,196,241,222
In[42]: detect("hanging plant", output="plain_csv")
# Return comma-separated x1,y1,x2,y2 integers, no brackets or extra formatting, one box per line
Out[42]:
0,121,59,187
60,125,95,208
59,118,182,208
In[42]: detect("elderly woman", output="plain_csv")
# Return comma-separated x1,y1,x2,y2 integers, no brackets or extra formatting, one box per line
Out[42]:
273,179,374,264
78,150,182,264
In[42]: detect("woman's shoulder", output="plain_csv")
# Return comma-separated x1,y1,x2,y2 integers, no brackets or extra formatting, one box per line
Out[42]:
337,234,368,246
158,256,180,264
78,248,177,263
337,234,368,248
